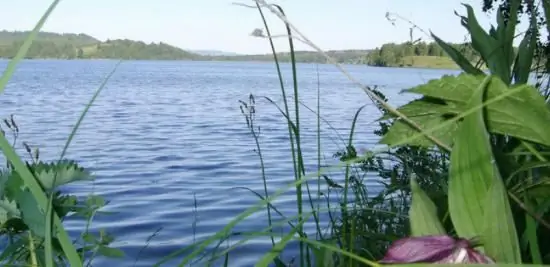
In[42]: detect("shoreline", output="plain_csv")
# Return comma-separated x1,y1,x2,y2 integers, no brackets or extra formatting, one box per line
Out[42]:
0,57,463,70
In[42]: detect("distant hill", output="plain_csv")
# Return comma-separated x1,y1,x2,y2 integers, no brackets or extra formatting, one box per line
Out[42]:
0,30,492,70
0,30,371,63
0,30,200,60
0,30,99,46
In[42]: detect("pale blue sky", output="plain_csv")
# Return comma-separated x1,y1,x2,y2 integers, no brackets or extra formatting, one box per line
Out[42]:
0,0,528,54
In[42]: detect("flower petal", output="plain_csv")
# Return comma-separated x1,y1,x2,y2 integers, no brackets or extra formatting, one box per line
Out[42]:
379,235,457,263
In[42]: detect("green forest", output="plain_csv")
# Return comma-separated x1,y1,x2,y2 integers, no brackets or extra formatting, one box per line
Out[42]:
0,30,485,69
363,41,482,68
0,30,200,60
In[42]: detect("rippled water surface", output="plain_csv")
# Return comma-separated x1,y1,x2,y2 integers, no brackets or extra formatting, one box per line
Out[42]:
0,60,458,266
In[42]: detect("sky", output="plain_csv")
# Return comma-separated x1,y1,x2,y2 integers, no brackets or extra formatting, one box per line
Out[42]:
0,0,531,54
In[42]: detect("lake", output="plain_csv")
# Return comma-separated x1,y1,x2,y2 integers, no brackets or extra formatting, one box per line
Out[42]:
0,60,459,266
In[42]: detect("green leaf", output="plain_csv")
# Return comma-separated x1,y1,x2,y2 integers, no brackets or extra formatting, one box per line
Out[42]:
97,246,125,258
32,160,93,190
409,176,446,236
431,33,484,76
379,98,461,121
448,75,494,239
513,9,537,84
383,74,550,147
17,189,48,237
482,173,522,263
0,197,20,224
379,113,457,147
484,82,550,146
461,4,509,83
405,73,484,104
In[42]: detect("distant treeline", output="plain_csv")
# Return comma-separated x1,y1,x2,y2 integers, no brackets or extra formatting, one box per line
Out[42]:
0,30,528,70
202,50,372,64
364,41,480,67
0,30,199,60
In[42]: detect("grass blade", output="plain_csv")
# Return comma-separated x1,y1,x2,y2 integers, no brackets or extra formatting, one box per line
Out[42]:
255,217,305,267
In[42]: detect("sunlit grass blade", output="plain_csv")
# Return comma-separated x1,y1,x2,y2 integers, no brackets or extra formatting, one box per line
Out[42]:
448,75,494,239
0,0,61,93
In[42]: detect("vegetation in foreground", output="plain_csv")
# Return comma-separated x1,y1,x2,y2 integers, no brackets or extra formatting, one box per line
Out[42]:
1,0,550,267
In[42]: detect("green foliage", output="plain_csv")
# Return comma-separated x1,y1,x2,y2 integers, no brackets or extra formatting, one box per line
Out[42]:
380,74,550,147
364,41,480,68
332,87,450,263
0,31,200,60
377,1,550,265
208,49,372,64
448,76,496,240
409,177,445,236
89,40,199,60
0,116,122,266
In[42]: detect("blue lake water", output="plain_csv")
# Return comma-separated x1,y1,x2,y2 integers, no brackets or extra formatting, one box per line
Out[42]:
0,60,459,266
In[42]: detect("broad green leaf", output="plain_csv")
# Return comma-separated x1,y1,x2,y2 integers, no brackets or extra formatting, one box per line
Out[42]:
484,82,550,146
384,74,550,147
448,75,494,239
405,73,484,104
482,174,522,263
409,176,446,236
379,113,457,147
431,33,484,76
379,98,461,121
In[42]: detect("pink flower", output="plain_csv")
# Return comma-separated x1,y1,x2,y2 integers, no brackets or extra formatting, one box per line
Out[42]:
379,235,494,264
